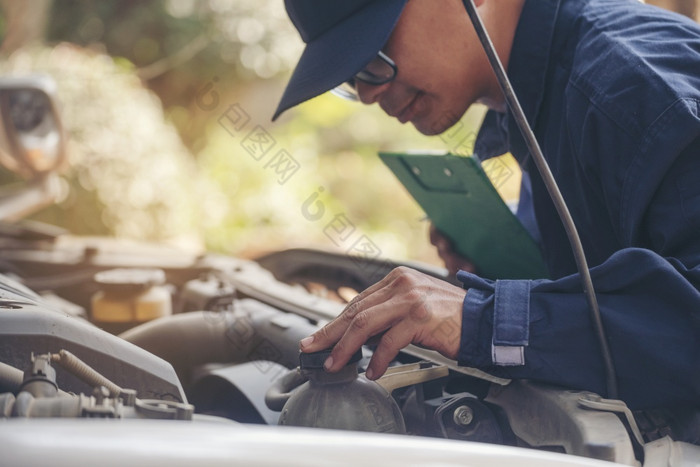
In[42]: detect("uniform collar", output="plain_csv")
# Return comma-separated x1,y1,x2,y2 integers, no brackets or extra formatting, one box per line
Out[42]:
474,0,562,162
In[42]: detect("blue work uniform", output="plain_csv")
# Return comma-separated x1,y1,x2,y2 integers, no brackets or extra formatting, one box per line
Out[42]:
457,0,700,410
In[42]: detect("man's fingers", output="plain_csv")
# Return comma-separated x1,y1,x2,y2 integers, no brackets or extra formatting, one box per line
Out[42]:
428,224,477,276
300,296,370,349
325,276,429,372
299,268,407,354
299,322,339,352
324,304,398,372
429,223,439,245
298,267,465,376
299,288,381,353
364,325,414,380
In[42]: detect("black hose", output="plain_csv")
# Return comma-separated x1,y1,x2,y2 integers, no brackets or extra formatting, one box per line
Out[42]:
264,368,308,412
120,299,319,388
120,311,256,387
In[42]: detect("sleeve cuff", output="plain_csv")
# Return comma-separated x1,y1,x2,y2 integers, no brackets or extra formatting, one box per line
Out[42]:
456,271,531,368
492,280,531,366
458,287,493,367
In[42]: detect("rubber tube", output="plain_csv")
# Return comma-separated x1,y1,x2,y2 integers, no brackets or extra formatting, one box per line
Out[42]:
120,299,319,387
0,361,23,394
264,368,308,412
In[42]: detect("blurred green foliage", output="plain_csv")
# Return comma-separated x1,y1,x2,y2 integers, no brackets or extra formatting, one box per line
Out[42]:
0,0,484,265
45,0,304,151
198,90,485,260
0,45,215,247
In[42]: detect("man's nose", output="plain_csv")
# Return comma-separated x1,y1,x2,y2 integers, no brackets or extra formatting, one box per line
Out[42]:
356,81,391,105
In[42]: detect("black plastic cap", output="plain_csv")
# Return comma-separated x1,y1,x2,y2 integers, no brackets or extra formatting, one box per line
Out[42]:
299,348,363,370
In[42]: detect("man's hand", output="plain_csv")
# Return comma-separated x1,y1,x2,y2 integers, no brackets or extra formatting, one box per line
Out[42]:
299,266,466,380
429,223,477,277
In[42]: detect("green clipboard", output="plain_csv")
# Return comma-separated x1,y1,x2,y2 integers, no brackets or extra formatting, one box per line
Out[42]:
379,151,548,280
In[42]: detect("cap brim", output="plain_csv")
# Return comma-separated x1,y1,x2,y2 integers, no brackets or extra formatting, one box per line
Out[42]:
273,0,408,121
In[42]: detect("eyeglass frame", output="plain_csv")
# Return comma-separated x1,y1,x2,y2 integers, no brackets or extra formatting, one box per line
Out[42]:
331,51,397,102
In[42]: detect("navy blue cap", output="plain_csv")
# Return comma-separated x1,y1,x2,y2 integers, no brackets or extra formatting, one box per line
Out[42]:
272,0,408,121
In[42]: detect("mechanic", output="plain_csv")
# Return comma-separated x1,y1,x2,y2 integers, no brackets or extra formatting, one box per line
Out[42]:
272,0,700,414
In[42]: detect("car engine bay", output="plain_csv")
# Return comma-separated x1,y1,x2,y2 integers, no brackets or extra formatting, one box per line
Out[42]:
0,75,698,467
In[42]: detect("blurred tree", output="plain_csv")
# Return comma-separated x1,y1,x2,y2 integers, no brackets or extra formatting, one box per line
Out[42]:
0,1,696,264
44,0,302,152
0,0,52,54
0,44,220,247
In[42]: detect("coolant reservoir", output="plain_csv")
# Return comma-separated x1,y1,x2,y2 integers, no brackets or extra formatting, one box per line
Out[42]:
91,268,171,334
279,349,406,434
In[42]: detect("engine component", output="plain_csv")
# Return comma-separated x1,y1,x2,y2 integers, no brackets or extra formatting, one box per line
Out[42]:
189,361,289,424
264,366,309,413
256,248,451,293
634,408,700,445
177,273,235,314
50,349,124,398
5,382,193,420
1,352,193,420
19,353,58,399
0,361,25,394
375,361,449,393
277,349,406,434
0,273,186,402
486,380,637,465
91,268,172,334
431,393,508,444
120,299,319,388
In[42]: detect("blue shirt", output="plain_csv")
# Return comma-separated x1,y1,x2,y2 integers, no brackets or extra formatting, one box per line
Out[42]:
457,0,700,410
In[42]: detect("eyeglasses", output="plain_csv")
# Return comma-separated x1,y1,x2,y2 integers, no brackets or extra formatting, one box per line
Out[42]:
331,51,397,101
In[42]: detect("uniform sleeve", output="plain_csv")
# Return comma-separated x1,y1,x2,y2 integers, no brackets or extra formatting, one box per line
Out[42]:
456,137,700,411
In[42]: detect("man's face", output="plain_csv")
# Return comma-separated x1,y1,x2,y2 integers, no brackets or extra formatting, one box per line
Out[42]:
355,0,493,135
